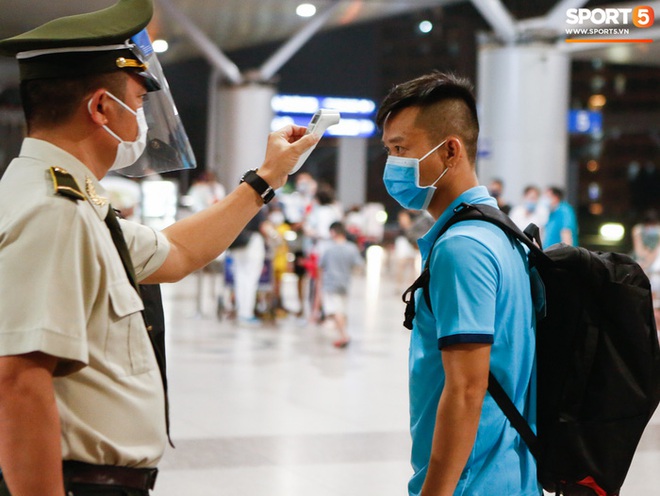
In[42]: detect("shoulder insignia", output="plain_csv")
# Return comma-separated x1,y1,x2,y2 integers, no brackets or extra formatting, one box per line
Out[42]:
85,177,108,207
49,166,85,202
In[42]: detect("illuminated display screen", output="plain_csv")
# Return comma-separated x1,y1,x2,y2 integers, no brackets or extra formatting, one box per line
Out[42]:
271,94,377,138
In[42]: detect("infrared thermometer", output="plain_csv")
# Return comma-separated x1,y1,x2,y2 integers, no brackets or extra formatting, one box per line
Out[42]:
290,109,341,174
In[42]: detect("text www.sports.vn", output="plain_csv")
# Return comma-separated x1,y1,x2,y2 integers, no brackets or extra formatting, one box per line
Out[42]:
566,28,631,35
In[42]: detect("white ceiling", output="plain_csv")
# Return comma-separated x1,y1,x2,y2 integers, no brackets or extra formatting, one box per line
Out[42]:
0,0,658,69
0,0,447,54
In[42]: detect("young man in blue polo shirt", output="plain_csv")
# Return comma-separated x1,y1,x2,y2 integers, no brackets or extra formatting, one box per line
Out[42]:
544,186,579,247
378,72,541,496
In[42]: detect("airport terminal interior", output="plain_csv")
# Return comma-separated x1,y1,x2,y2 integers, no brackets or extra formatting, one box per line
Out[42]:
1,0,659,495
154,264,660,496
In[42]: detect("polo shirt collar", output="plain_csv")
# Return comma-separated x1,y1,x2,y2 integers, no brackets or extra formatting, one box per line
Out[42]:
20,137,110,219
418,185,498,260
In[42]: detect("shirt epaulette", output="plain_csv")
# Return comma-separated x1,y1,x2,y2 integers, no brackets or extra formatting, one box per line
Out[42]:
49,166,85,202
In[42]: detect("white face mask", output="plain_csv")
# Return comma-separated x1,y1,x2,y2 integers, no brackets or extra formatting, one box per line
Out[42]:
269,211,285,226
88,91,148,170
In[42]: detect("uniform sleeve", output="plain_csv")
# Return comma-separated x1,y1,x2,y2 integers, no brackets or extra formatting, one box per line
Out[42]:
429,232,500,349
118,219,170,282
0,203,96,371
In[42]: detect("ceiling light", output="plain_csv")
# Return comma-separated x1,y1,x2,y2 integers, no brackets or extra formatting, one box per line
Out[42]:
418,20,433,34
152,39,169,53
296,3,316,17
588,94,606,109
600,223,625,242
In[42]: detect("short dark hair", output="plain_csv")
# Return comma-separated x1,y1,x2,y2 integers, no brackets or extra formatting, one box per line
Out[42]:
523,185,540,196
20,71,128,133
548,186,564,200
376,71,479,163
329,221,346,236
315,183,336,206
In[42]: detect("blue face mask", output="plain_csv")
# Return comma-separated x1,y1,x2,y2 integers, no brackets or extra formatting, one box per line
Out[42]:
383,140,447,210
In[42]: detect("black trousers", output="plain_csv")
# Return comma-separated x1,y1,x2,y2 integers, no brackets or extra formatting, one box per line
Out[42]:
0,478,149,496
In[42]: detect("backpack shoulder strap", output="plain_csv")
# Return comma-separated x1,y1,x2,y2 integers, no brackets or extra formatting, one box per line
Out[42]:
488,372,540,458
405,202,548,329
437,203,548,260
421,202,550,275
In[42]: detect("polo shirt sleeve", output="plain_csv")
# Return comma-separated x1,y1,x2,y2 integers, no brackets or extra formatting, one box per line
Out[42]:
429,231,500,349
0,203,96,372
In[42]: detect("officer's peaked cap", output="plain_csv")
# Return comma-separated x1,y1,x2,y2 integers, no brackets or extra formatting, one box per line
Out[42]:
0,0,159,91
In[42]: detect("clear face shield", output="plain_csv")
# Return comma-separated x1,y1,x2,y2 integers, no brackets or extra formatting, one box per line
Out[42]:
116,29,197,177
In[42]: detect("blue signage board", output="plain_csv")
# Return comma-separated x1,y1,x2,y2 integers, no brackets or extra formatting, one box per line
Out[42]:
568,110,603,134
271,94,377,138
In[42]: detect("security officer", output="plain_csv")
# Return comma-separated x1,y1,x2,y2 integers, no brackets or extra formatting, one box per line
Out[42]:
0,1,318,495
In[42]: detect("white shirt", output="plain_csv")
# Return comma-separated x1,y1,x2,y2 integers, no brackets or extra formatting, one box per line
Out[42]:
0,138,170,467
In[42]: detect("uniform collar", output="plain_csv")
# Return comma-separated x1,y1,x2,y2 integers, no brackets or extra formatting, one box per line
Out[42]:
418,185,498,260
20,137,110,219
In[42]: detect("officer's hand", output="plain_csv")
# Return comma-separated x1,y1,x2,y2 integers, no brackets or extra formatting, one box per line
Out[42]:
257,125,320,190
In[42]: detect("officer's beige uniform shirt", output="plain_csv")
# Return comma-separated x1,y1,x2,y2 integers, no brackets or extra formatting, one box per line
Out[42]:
0,138,170,468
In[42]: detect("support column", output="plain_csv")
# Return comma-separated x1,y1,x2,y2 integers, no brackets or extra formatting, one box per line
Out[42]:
337,137,367,207
211,83,276,191
477,42,570,204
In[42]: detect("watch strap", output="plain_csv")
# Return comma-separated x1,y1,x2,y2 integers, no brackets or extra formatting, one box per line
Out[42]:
241,169,275,204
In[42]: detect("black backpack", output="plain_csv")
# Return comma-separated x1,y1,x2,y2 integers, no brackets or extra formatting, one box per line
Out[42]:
402,202,660,496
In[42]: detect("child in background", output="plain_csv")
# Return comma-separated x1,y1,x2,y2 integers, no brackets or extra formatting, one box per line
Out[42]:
318,222,364,348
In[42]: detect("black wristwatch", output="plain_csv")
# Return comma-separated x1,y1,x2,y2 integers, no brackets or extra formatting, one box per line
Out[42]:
240,169,275,204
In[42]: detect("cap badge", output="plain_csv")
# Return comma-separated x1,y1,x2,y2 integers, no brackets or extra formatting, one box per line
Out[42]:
116,57,147,70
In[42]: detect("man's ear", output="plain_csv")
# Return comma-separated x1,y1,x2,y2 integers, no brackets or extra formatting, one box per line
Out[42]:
445,136,463,163
86,89,109,126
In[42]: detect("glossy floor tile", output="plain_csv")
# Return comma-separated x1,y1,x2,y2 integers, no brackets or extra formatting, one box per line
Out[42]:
154,256,660,496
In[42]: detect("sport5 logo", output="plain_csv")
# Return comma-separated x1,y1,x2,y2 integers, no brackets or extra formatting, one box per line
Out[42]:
566,6,655,27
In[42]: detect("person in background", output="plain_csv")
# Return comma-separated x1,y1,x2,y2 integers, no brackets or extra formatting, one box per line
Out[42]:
229,209,268,326
263,204,291,317
305,183,343,322
279,172,316,319
378,71,540,496
487,177,511,215
305,183,343,255
543,186,578,247
318,222,364,348
632,209,660,333
186,170,226,213
344,204,366,247
632,209,660,273
393,210,420,293
509,184,548,232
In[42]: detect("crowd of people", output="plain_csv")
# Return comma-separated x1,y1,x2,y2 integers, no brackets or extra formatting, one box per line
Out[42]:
186,168,659,345
487,179,579,247
186,171,370,348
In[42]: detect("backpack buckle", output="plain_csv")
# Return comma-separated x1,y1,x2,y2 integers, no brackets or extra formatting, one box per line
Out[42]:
401,269,430,330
